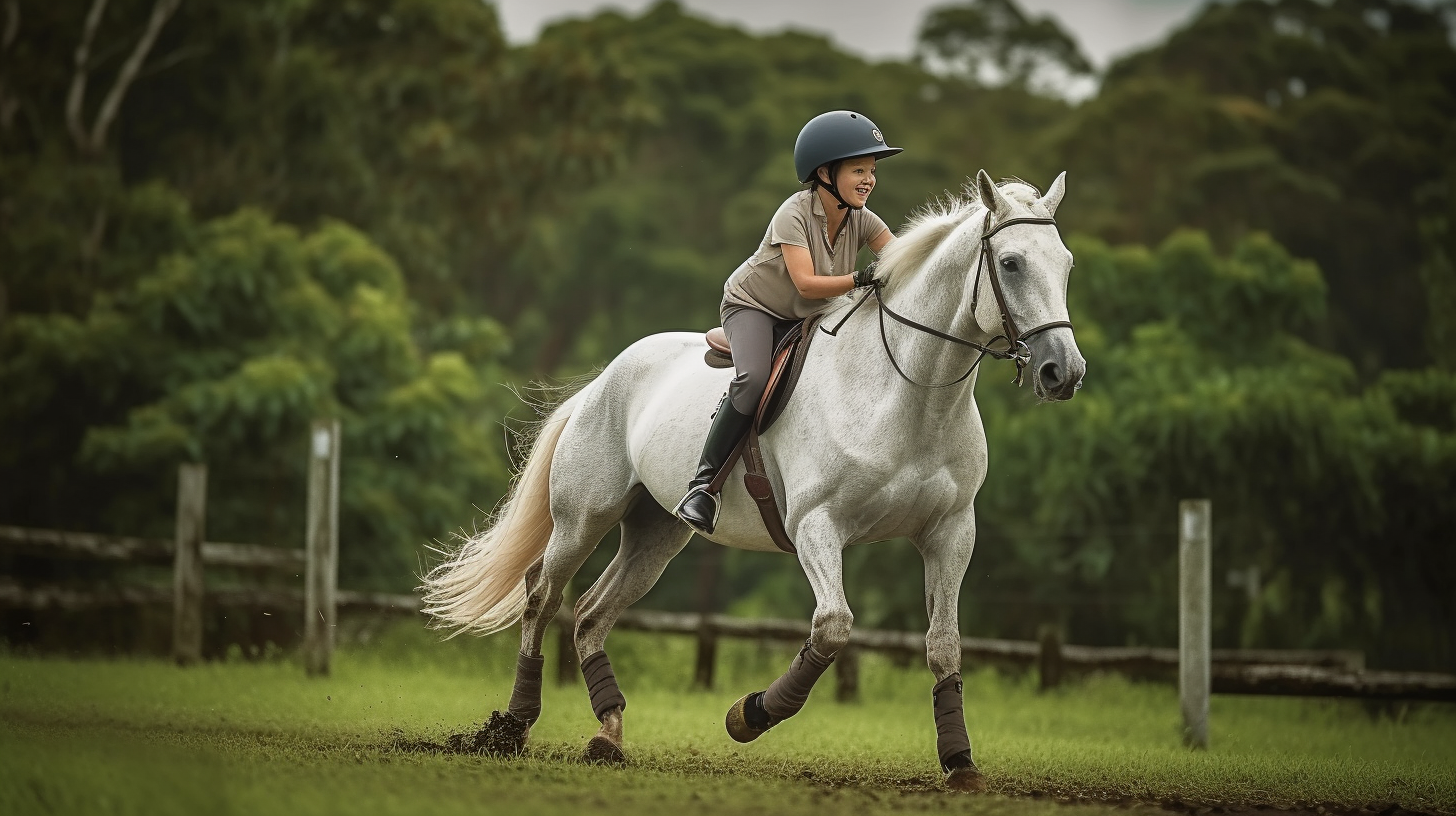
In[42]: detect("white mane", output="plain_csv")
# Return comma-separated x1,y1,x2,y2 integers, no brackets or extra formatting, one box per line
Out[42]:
874,179,1043,291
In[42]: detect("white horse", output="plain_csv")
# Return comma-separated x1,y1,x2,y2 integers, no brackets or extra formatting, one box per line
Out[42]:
423,170,1086,790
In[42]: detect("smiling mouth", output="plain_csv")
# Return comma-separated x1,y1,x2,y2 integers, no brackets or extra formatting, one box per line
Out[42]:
855,185,871,197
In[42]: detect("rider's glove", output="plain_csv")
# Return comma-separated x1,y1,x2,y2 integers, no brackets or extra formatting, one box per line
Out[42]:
853,261,879,288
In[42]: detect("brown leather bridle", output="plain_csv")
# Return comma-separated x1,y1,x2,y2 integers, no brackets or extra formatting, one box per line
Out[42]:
823,212,1073,388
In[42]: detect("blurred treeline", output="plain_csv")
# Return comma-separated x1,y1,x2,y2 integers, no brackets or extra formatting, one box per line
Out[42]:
1,0,1452,669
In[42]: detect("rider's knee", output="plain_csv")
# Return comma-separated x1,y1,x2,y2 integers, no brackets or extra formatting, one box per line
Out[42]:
729,371,768,415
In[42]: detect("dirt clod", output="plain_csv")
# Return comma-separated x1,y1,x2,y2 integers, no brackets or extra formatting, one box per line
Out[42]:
447,710,531,756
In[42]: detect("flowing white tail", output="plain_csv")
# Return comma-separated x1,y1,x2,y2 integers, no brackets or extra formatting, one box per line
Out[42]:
421,394,578,636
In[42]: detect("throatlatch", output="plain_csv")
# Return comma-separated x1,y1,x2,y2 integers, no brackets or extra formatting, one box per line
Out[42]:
932,673,974,771
581,651,627,721
506,652,545,724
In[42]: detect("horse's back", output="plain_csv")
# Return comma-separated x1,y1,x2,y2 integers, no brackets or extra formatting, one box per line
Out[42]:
553,331,726,496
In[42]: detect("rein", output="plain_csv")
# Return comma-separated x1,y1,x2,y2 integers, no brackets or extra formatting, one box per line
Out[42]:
821,213,1073,388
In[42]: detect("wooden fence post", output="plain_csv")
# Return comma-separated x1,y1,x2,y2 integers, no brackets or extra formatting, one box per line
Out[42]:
694,615,718,691
556,610,578,686
835,645,860,702
1180,499,1211,749
304,419,340,677
171,462,207,665
1038,625,1064,691
692,545,722,690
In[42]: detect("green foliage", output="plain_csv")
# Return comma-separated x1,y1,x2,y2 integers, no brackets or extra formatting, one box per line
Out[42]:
967,230,1456,668
0,209,512,587
1053,0,1456,371
918,0,1094,87
502,1,1071,372
1,0,645,314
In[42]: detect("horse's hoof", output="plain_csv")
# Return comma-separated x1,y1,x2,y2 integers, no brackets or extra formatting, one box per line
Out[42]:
945,765,987,792
582,736,626,765
725,693,770,743
457,710,530,756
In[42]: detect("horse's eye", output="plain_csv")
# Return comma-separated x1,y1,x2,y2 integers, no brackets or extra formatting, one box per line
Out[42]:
1000,257,1019,273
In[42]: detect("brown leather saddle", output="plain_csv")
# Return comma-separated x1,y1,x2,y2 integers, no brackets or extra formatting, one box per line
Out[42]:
700,314,823,554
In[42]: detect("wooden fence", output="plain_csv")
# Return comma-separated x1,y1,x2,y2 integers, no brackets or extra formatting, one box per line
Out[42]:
4,476,1454,702
555,608,1456,704
5,544,1452,704
1,419,345,674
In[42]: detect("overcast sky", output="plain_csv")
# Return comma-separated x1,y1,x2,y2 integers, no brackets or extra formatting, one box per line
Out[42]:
493,0,1211,69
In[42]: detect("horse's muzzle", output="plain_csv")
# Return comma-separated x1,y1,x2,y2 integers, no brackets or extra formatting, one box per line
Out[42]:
1029,331,1085,402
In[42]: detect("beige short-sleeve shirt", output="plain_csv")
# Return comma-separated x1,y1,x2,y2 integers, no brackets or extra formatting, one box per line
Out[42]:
723,190,890,320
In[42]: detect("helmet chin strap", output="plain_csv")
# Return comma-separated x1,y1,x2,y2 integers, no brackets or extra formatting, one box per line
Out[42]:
817,161,862,212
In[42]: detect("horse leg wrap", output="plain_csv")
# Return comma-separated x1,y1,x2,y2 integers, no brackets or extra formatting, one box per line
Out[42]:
932,673,974,771
761,641,836,721
505,652,545,724
581,651,627,721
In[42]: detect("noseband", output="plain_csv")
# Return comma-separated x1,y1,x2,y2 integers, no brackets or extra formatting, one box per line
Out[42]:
822,212,1073,388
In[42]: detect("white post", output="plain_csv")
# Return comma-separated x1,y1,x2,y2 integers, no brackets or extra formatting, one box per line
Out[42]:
304,419,341,676
1179,499,1211,749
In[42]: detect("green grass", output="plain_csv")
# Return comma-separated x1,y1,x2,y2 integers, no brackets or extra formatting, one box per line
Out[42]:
2,619,1453,815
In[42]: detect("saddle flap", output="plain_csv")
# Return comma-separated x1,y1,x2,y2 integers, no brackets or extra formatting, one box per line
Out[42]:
754,313,821,434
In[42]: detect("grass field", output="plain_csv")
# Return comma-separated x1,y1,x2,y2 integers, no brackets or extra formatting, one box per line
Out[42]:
2,618,1453,816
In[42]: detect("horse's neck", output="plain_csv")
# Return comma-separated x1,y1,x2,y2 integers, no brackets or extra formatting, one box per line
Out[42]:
857,215,998,392
816,249,994,428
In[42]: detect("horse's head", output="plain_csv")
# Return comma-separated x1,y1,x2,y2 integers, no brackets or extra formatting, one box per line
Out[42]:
973,170,1086,402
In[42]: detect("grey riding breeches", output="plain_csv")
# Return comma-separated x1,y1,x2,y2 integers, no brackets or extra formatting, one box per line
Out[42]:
722,306,796,415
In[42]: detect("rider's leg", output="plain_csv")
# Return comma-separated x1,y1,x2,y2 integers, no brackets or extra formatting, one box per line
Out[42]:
674,306,775,535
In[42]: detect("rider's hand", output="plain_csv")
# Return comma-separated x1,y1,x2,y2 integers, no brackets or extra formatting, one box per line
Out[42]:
853,261,879,288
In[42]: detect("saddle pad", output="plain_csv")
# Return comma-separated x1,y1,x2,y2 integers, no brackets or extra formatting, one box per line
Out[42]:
704,348,733,368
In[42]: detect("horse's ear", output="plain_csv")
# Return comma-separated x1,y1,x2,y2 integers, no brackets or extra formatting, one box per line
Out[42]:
1040,171,1067,216
976,169,1011,216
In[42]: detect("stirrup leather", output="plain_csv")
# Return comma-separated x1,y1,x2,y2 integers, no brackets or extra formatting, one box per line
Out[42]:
673,485,721,535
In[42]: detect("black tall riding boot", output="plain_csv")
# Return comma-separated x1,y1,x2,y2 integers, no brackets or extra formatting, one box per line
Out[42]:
673,394,754,536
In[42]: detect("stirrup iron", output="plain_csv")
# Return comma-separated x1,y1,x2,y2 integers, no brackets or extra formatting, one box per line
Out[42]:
673,485,721,535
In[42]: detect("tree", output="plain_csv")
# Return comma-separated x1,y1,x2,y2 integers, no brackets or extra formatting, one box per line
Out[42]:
0,206,515,587
966,230,1456,669
0,0,647,318
1051,0,1456,373
502,1,1072,373
917,0,1093,91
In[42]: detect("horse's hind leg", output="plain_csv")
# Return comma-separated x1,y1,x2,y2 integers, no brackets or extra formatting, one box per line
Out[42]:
478,495,631,756
572,497,693,764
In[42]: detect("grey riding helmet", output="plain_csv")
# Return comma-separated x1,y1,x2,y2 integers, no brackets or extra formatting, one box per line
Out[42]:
793,111,903,184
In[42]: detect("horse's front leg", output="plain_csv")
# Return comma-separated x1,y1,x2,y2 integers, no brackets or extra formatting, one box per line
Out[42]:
725,511,850,742
919,511,985,792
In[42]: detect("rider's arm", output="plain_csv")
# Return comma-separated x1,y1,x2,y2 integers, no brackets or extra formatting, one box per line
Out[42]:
869,229,895,254
784,244,856,300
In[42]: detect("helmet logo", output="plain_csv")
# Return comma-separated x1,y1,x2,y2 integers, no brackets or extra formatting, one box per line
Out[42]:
871,128,884,143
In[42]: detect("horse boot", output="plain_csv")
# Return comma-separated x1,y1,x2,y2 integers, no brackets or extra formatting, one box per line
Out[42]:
673,393,753,536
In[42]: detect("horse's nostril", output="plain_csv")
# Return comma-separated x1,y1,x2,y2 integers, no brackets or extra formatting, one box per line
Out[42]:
1039,361,1062,391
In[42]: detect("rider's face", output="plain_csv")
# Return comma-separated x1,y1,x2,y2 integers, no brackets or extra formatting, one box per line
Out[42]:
821,158,877,208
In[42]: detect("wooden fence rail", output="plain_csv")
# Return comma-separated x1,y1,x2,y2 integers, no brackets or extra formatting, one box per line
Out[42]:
2,576,1452,703
557,609,1456,703
0,525,306,570
0,579,417,613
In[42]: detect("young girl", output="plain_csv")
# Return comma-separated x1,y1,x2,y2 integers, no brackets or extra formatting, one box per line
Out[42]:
674,111,902,535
